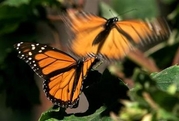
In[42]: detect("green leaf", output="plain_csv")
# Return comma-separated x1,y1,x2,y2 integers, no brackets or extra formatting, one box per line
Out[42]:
0,22,19,35
64,107,110,121
111,0,159,18
2,0,30,7
38,107,62,121
151,65,179,91
0,5,27,20
39,106,112,121
0,5,31,35
120,100,148,121
99,1,121,19
157,108,179,121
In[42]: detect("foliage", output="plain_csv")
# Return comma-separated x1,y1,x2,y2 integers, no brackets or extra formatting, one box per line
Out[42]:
119,66,179,121
0,0,62,120
39,106,109,121
111,0,159,19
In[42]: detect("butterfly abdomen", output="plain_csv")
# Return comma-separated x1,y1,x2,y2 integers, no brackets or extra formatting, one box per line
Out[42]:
73,60,84,89
69,60,84,101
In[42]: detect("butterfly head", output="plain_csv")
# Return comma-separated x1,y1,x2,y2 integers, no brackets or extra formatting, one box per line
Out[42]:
105,17,118,28
112,17,118,22
77,59,84,66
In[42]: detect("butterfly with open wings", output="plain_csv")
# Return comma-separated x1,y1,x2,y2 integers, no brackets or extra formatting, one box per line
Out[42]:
65,11,170,59
14,42,98,108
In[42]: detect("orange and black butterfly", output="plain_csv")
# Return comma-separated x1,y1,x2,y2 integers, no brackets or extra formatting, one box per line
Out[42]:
14,42,98,108
65,11,170,59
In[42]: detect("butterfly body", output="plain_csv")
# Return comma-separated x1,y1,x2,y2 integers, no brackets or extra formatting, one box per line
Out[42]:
70,60,83,100
93,17,118,45
14,42,97,108
105,17,118,27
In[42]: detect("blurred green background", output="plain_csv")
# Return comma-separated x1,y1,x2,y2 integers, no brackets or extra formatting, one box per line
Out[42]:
0,0,179,121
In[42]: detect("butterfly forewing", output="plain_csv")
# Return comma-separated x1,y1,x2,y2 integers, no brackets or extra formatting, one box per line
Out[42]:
14,42,76,79
71,26,105,56
66,11,106,32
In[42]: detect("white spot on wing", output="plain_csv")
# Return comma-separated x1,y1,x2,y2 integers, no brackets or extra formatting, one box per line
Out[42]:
28,52,32,56
32,46,35,50
41,47,45,50
17,43,21,47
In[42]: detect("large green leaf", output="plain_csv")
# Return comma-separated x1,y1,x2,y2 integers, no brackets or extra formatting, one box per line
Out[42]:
152,65,179,91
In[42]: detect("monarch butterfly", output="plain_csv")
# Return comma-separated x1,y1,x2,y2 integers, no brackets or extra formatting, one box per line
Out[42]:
65,11,170,59
14,42,98,108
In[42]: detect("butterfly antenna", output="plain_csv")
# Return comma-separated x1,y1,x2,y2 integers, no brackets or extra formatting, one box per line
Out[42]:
109,9,115,17
117,8,138,17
